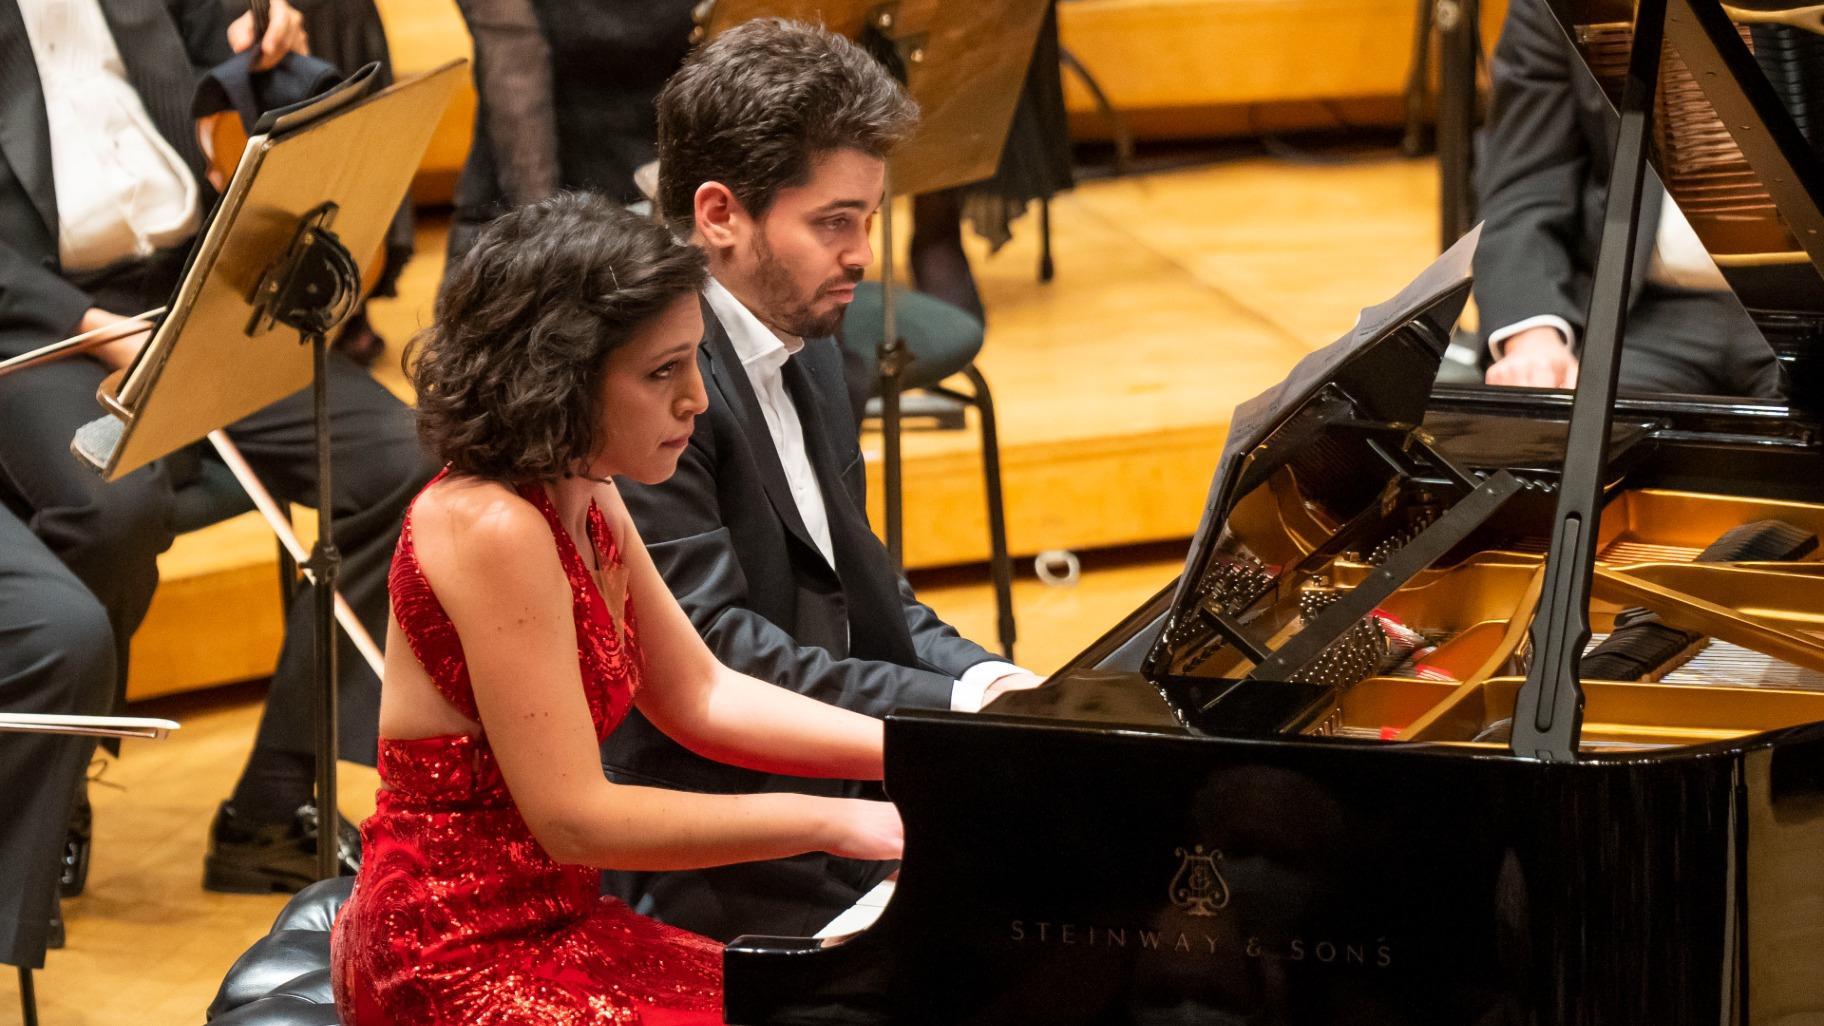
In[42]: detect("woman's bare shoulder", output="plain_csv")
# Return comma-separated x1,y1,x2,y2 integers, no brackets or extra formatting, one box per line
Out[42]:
412,476,551,563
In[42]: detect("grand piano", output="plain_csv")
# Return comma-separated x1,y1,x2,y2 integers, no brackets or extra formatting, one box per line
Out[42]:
726,2,1824,1022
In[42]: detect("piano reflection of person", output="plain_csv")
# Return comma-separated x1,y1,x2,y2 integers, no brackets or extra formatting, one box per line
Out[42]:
1474,0,1784,397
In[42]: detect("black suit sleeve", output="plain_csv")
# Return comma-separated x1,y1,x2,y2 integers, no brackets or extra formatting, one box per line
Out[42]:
165,0,232,75
0,241,92,343
621,417,959,718
893,573,1002,677
1473,0,1591,344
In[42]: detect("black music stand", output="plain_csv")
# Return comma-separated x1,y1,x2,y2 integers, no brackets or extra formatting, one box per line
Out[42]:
704,0,1046,656
68,61,464,880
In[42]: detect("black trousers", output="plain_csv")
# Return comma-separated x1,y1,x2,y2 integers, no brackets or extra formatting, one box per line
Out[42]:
0,504,113,969
1614,284,1785,399
0,248,434,767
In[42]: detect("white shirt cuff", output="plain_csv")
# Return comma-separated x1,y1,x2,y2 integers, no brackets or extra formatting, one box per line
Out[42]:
951,660,1027,713
1487,315,1575,360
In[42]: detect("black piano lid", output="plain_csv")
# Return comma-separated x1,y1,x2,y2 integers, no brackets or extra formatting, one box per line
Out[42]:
1142,227,1481,688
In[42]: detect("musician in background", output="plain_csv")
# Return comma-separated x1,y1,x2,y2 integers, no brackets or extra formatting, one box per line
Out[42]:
1473,0,1783,398
906,0,1073,327
0,507,114,969
0,0,432,895
604,19,1044,943
442,0,697,260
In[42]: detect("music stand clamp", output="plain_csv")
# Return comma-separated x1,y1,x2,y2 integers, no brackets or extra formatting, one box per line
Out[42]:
248,200,361,881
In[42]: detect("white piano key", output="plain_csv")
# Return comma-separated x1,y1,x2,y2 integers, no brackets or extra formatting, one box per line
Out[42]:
813,878,895,939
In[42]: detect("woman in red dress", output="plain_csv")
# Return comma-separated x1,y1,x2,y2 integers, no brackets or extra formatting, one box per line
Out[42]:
329,194,900,1026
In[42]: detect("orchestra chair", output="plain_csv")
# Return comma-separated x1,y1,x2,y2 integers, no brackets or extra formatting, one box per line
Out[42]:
841,282,1017,660
205,877,348,1025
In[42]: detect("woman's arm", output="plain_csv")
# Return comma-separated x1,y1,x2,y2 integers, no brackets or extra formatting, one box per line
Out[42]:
605,490,887,781
413,479,897,870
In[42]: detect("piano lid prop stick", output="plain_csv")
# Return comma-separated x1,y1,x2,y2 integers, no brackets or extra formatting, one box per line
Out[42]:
206,429,386,680
0,307,166,382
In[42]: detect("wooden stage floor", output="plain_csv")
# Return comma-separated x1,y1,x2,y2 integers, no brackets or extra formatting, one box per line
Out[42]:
13,146,1447,1024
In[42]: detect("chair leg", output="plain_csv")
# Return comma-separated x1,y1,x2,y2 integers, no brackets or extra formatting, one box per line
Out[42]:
955,366,1016,660
1037,198,1055,284
20,965,38,1026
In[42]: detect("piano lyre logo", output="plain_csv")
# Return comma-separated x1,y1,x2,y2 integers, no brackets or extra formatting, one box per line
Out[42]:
1169,845,1231,917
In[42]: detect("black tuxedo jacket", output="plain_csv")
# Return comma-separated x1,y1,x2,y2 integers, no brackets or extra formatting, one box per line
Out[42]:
0,0,227,356
604,297,996,940
1472,0,1664,353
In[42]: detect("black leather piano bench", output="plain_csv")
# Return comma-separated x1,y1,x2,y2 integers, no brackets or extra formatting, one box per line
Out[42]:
205,877,349,1026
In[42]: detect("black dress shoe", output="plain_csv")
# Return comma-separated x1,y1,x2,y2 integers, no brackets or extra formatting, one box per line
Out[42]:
203,802,360,894
59,790,92,898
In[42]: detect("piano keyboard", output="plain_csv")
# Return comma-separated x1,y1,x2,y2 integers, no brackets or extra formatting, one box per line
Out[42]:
814,878,895,939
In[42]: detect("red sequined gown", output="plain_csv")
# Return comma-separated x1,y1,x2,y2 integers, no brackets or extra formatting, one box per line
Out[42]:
331,475,725,1025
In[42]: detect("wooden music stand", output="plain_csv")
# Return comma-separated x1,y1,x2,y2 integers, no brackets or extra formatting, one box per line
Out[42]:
702,0,1046,602
69,60,465,880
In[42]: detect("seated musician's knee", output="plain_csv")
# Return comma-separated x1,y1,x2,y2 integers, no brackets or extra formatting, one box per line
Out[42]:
3,579,115,715
33,476,177,587
335,440,437,518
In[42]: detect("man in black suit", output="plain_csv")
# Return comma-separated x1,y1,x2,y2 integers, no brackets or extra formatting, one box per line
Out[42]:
0,506,113,973
604,19,1044,942
0,0,431,899
1474,0,1782,398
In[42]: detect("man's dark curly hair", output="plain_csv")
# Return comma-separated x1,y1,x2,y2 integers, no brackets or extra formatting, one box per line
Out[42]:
410,193,708,482
656,18,919,233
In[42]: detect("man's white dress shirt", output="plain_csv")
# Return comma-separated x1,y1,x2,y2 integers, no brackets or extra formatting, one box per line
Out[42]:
703,278,1021,712
19,0,200,272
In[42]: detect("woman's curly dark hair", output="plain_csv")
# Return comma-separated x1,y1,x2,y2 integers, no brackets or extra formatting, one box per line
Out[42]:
409,193,708,482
